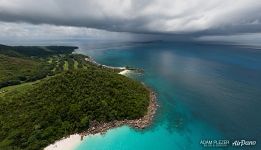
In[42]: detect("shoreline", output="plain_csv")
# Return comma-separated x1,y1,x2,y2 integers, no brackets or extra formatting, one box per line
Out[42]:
44,88,158,150
80,88,158,137
85,57,126,71
118,69,131,75
45,56,158,150
85,57,143,75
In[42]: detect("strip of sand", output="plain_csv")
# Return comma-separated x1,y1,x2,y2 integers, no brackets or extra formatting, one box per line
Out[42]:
44,134,81,150
118,69,131,75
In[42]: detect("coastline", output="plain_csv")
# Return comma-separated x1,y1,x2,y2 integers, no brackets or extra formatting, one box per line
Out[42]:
80,88,158,136
44,134,82,150
118,69,131,75
44,57,158,150
85,57,126,71
44,88,158,150
85,57,142,75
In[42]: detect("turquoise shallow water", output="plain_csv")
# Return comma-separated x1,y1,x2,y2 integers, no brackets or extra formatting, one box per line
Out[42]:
76,41,261,150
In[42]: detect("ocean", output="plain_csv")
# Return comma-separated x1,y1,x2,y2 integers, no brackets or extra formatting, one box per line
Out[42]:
72,41,261,150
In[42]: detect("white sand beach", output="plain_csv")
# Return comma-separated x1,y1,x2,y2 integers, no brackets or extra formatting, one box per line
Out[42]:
118,69,131,75
44,134,82,150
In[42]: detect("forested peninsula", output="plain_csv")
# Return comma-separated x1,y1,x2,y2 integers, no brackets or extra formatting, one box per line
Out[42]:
0,44,157,150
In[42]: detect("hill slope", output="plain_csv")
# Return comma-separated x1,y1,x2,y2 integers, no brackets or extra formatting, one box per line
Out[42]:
0,68,149,150
0,54,51,88
0,44,90,88
0,44,151,150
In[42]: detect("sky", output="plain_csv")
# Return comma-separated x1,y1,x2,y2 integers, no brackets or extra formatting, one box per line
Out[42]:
0,0,261,45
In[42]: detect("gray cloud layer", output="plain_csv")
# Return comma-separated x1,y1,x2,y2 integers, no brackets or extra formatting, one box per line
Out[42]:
1,0,261,35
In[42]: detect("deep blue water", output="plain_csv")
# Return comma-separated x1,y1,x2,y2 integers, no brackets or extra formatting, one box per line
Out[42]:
75,41,261,150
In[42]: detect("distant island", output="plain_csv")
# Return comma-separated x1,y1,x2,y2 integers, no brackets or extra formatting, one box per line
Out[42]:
0,44,157,150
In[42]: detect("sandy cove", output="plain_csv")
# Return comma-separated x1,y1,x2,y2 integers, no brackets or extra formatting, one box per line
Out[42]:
85,57,141,75
85,57,126,71
118,69,131,75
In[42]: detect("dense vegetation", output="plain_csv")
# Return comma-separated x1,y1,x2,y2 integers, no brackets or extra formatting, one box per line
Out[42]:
0,44,150,150
0,54,52,88
0,44,94,88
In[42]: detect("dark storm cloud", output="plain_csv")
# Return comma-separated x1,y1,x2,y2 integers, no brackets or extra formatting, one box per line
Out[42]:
1,0,261,36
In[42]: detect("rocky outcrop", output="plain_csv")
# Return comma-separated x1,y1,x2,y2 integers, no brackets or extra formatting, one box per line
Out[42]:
80,89,158,138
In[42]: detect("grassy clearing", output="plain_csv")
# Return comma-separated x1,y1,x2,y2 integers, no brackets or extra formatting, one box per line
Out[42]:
0,76,54,99
47,58,53,64
63,61,69,71
0,54,52,88
0,80,39,99
74,60,79,69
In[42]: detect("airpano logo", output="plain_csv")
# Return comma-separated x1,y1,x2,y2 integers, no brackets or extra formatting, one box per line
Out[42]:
200,139,257,148
232,140,256,147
